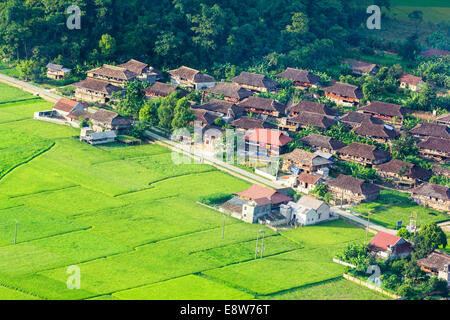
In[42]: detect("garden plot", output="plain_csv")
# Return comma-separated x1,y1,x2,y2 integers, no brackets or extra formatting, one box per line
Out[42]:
0,82,36,103
0,285,40,300
114,275,254,300
352,190,449,229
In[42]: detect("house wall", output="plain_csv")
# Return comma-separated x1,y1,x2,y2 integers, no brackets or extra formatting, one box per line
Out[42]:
75,88,108,104
412,194,450,212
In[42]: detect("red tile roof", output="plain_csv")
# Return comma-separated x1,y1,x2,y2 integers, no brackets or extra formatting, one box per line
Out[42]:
369,232,402,251
399,74,422,86
236,184,292,206
245,129,293,147
53,98,83,113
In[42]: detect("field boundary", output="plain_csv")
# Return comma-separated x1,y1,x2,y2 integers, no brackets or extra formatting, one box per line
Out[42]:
343,273,402,299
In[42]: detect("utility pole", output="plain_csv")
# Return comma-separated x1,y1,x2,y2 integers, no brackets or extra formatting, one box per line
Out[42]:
365,212,372,245
255,230,266,259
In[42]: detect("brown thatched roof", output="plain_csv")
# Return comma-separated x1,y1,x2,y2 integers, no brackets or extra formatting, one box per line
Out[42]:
417,251,450,273
326,174,381,195
345,59,377,74
238,96,286,114
360,101,410,119
409,122,450,140
195,99,244,118
168,66,215,83
73,78,122,95
340,111,384,127
322,82,363,99
418,137,450,153
192,109,219,126
338,142,390,161
412,183,450,201
230,116,276,130
353,121,400,139
275,68,320,84
206,82,253,100
88,64,137,81
287,100,337,116
375,159,432,180
300,134,346,151
90,109,133,126
231,72,277,91
288,112,336,129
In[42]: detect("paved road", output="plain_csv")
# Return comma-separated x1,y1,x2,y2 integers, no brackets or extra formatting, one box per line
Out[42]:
0,73,62,102
145,129,284,189
331,206,398,235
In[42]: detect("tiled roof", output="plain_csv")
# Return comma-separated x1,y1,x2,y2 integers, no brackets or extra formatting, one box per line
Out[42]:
230,116,276,130
399,74,422,86
418,137,450,153
297,172,322,185
236,184,292,206
73,78,122,95
144,82,186,97
417,251,450,272
238,96,286,114
168,66,215,83
53,98,82,113
192,109,219,126
375,159,432,180
195,99,244,118
369,232,403,251
340,111,384,126
420,48,450,58
245,129,293,146
353,120,399,139
346,59,377,74
88,64,137,81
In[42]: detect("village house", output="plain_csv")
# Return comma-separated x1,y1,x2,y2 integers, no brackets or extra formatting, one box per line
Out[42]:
87,64,138,87
399,74,424,92
168,66,216,90
326,174,381,204
295,172,324,194
118,59,162,83
300,134,346,154
280,196,333,226
375,159,432,188
238,96,286,119
245,128,293,157
194,99,244,122
352,120,400,143
417,251,450,287
322,82,363,106
346,59,379,76
46,63,71,80
199,124,224,153
337,142,390,167
231,71,278,93
220,184,293,224
409,122,450,141
52,98,86,119
286,101,337,118
143,81,187,99
368,232,412,260
192,109,219,128
340,111,384,128
436,113,450,127
205,82,253,103
89,109,134,133
73,78,123,104
275,68,320,89
411,182,450,212
419,48,450,58
283,112,336,131
359,101,410,125
281,148,333,174
417,137,450,162
80,128,117,145
230,116,277,131
433,165,450,179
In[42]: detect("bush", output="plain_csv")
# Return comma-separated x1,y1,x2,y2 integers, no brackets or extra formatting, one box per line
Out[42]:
198,193,233,206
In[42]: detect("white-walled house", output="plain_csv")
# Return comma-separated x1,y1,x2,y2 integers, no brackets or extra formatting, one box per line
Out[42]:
280,196,332,226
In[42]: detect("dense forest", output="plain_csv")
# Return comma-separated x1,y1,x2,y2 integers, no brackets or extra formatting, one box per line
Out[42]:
0,0,391,72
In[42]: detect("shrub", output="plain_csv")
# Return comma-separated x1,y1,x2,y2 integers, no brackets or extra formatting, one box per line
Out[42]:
198,193,233,206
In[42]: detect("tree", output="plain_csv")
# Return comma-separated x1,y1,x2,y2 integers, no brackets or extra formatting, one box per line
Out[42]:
157,92,179,130
17,59,38,80
172,97,195,129
286,12,309,35
412,223,447,259
98,34,116,57
397,227,411,239
398,33,420,61
139,99,161,126
116,81,147,118
391,134,418,160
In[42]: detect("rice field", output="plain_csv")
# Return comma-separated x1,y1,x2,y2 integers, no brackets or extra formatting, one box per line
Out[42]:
0,83,380,300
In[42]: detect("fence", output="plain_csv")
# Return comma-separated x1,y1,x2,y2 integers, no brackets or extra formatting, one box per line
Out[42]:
343,273,402,300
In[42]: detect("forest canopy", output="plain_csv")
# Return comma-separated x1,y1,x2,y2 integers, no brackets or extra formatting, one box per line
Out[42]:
0,0,390,71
